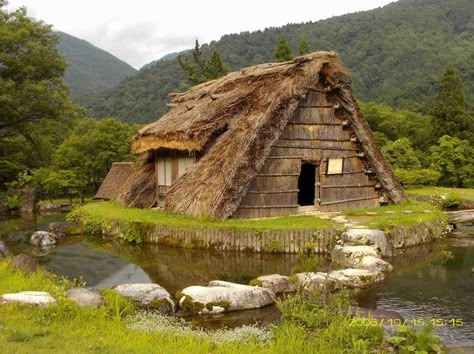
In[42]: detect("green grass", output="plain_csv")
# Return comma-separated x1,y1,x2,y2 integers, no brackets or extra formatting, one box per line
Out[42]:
406,186,474,201
343,201,446,230
0,260,391,353
80,202,335,231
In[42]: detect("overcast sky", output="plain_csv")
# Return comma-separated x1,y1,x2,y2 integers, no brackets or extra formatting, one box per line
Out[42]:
7,0,395,69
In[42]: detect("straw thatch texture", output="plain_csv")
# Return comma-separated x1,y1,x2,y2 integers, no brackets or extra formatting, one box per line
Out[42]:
115,153,157,208
94,162,132,200
119,51,406,219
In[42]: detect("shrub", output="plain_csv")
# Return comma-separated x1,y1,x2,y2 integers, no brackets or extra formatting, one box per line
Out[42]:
4,194,23,211
121,222,143,244
394,168,440,186
441,192,462,209
387,325,442,353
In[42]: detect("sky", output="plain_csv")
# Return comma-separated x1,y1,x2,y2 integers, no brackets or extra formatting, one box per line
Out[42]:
7,0,395,69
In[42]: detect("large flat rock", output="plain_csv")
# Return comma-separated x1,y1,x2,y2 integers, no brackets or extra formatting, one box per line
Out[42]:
342,229,392,257
296,268,384,289
252,274,297,294
1,291,56,306
114,283,175,314
66,288,104,308
178,280,276,314
331,245,379,267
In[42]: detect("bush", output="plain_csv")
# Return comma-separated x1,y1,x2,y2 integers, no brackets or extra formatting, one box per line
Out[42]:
394,168,440,186
121,221,143,244
387,325,442,353
441,192,462,209
4,194,23,211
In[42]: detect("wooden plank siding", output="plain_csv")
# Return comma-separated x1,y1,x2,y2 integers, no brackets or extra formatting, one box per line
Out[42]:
234,89,381,218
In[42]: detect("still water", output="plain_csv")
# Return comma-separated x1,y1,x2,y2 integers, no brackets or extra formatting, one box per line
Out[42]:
1,214,473,344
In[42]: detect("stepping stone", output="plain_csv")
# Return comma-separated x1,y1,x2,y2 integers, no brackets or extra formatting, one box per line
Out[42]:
178,280,276,315
11,254,38,274
1,291,56,306
331,245,380,267
66,288,104,308
114,283,175,315
296,269,384,290
251,274,297,294
341,229,392,256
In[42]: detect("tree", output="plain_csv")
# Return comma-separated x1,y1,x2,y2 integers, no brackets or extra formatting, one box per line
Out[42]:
430,135,474,187
206,49,228,80
51,118,136,192
275,34,293,62
0,1,76,138
298,37,310,55
431,67,474,143
382,138,421,169
178,40,228,85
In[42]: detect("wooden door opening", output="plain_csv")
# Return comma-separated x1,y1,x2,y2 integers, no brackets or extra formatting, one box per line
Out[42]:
298,163,316,206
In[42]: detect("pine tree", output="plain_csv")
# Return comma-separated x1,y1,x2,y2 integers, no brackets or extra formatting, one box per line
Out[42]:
274,34,293,62
431,67,474,143
298,38,310,55
206,49,228,80
178,40,228,85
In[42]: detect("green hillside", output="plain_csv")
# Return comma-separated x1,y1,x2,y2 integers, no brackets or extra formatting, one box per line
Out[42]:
83,0,474,123
57,32,137,98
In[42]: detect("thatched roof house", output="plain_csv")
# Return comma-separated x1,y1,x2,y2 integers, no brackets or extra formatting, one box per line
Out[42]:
95,162,132,200
115,51,406,219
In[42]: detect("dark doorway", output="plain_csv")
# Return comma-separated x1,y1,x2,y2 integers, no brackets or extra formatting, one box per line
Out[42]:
298,163,316,206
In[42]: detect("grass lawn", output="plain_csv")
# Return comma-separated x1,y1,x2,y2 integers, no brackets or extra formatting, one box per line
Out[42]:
80,202,336,231
406,186,474,201
0,260,390,354
343,201,446,230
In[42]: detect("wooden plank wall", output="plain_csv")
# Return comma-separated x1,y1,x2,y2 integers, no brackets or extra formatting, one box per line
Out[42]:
234,89,381,218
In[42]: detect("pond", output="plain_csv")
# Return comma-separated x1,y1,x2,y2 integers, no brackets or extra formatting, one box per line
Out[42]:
0,214,473,344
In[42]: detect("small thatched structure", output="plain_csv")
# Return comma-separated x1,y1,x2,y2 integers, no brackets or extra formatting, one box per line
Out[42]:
116,51,406,219
95,162,132,200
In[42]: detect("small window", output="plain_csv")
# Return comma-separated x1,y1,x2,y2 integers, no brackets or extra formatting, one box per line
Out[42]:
327,158,344,175
178,157,195,177
157,158,172,186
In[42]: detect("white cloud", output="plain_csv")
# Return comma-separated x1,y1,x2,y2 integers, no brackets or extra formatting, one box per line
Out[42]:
6,0,395,68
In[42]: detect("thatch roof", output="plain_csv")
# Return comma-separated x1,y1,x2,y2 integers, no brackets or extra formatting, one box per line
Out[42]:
118,52,406,218
95,162,133,200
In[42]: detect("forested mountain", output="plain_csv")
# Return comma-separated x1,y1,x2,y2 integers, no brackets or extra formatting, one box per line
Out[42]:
83,0,474,123
57,32,137,98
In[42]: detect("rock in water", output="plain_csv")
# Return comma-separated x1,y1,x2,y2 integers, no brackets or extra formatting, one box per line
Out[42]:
358,256,393,273
47,222,83,238
1,291,56,306
331,245,380,267
296,269,384,289
30,231,58,246
0,240,11,258
342,229,392,257
252,274,297,294
66,288,104,308
178,280,276,314
114,283,175,315
11,254,38,274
